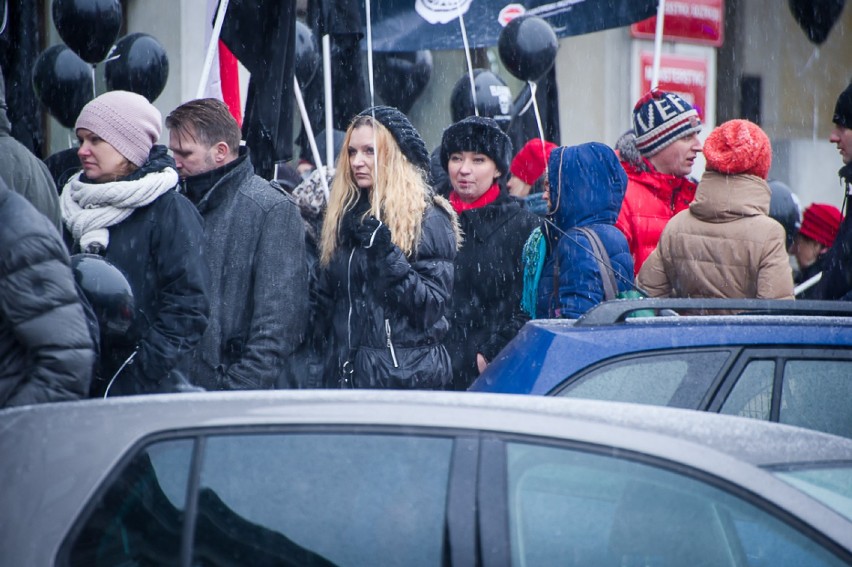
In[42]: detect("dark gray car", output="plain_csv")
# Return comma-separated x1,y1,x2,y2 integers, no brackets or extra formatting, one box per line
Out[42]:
3,391,852,566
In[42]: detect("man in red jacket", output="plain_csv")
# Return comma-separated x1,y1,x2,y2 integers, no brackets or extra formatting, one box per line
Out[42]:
615,90,703,276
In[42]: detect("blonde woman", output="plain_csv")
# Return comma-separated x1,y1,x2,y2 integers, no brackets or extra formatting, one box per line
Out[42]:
317,106,460,389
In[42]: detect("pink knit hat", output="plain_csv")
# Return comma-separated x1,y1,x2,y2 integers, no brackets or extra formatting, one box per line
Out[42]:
703,119,772,180
799,203,844,248
510,139,558,184
75,90,161,167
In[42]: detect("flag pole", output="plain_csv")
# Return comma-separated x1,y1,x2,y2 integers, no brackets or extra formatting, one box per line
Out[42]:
294,76,330,200
197,0,230,99
323,35,333,170
650,0,666,89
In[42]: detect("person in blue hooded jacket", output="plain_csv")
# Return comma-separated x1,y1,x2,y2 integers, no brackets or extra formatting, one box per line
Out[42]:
522,142,634,319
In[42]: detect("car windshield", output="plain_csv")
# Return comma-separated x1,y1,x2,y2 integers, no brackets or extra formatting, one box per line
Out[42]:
773,464,852,522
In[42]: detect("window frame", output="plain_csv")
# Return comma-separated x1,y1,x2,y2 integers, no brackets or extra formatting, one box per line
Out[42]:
57,424,479,567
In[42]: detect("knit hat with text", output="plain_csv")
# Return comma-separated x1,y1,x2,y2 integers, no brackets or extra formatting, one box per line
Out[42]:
799,203,844,248
703,119,772,180
75,90,161,167
632,90,702,157
510,139,558,184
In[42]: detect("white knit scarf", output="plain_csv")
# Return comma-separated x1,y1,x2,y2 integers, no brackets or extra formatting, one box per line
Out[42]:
60,168,179,252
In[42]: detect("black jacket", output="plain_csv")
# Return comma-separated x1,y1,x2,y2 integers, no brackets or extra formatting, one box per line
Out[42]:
316,198,457,389
814,164,852,301
69,147,210,395
445,190,539,390
0,186,94,407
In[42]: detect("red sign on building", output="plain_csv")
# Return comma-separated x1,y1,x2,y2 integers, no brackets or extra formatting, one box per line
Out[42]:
631,0,724,47
639,52,709,120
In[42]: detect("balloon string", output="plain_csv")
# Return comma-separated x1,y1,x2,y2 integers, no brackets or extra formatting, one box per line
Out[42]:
458,13,478,116
529,80,548,177
365,1,379,194
90,64,96,98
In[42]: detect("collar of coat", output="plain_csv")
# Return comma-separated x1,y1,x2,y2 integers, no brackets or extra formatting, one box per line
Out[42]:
689,170,771,222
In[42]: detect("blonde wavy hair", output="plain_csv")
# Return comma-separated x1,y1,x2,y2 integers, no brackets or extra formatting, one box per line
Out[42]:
320,116,431,266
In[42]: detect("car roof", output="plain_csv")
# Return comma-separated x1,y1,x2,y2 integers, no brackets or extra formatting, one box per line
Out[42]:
2,391,851,469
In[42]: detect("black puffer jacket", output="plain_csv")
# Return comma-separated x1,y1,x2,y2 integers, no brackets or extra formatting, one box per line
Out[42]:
445,190,539,390
67,147,210,396
814,163,852,300
316,198,457,389
0,186,94,407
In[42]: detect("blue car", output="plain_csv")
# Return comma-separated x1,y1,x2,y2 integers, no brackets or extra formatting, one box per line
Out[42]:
470,298,852,438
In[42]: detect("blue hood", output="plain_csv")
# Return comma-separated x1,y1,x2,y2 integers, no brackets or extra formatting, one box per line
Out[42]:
546,142,627,228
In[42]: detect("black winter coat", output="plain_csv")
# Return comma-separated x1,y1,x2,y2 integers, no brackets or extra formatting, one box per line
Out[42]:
69,147,210,395
316,199,457,389
814,164,852,301
446,191,539,390
0,186,94,407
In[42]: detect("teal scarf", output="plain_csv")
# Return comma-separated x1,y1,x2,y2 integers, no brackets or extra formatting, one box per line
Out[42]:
521,226,547,319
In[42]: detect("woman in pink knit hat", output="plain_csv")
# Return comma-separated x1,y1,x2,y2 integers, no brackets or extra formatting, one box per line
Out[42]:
793,203,844,298
59,90,209,397
638,119,794,301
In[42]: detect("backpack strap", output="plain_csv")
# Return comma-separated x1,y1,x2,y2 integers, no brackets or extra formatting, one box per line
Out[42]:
576,226,618,301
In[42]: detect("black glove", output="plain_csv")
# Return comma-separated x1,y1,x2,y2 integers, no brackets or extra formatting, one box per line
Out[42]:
351,216,392,252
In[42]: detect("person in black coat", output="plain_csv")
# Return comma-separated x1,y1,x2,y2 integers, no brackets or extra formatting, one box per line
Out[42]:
439,116,540,390
59,91,209,396
815,81,852,300
0,181,95,407
316,106,460,389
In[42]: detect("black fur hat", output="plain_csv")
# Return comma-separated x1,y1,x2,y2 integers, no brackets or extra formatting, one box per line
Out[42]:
356,106,430,173
439,115,513,176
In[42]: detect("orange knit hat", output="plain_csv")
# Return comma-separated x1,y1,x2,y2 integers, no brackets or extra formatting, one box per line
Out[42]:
703,119,772,180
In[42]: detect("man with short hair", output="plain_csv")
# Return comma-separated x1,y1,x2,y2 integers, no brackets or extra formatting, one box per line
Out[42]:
814,81,852,300
615,90,703,276
167,98,308,389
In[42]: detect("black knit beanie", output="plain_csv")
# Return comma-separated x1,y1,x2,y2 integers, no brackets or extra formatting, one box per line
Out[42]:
439,115,513,176
356,106,430,172
833,81,852,129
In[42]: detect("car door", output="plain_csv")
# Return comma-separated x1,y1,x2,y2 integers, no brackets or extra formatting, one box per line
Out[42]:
59,426,478,567
712,348,852,438
477,435,852,567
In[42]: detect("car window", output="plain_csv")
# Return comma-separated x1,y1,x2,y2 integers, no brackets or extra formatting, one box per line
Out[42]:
780,360,852,438
66,438,193,566
775,465,852,522
555,350,729,408
505,442,848,567
720,359,774,421
65,433,453,567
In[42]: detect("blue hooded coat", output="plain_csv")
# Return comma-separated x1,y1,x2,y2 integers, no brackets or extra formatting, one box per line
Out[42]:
535,143,634,318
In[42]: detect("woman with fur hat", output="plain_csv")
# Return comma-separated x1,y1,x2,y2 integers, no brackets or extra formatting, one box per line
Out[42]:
60,90,209,396
438,116,539,390
638,119,794,300
316,106,460,389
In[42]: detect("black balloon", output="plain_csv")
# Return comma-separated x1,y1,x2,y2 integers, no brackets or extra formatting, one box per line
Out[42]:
71,253,135,340
788,0,845,45
52,0,122,64
498,16,558,82
104,33,169,102
295,20,320,88
32,44,94,128
374,50,433,114
450,69,513,130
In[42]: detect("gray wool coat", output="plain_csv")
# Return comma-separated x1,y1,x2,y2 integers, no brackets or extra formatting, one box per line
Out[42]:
180,154,308,390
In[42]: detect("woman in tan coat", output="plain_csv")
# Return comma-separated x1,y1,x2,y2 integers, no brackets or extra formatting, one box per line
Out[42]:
638,119,794,300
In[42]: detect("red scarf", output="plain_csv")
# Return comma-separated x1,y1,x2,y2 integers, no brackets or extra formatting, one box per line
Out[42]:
449,183,500,213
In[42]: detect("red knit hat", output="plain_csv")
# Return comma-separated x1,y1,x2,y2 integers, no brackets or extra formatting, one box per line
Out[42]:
703,119,772,179
799,203,844,248
510,139,558,184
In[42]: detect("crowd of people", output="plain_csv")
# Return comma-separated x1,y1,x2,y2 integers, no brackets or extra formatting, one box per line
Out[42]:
1,72,851,408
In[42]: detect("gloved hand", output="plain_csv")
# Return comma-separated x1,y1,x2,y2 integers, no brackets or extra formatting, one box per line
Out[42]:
350,215,392,252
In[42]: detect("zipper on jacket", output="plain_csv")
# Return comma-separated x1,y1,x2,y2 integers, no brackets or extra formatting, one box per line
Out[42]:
384,318,399,368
